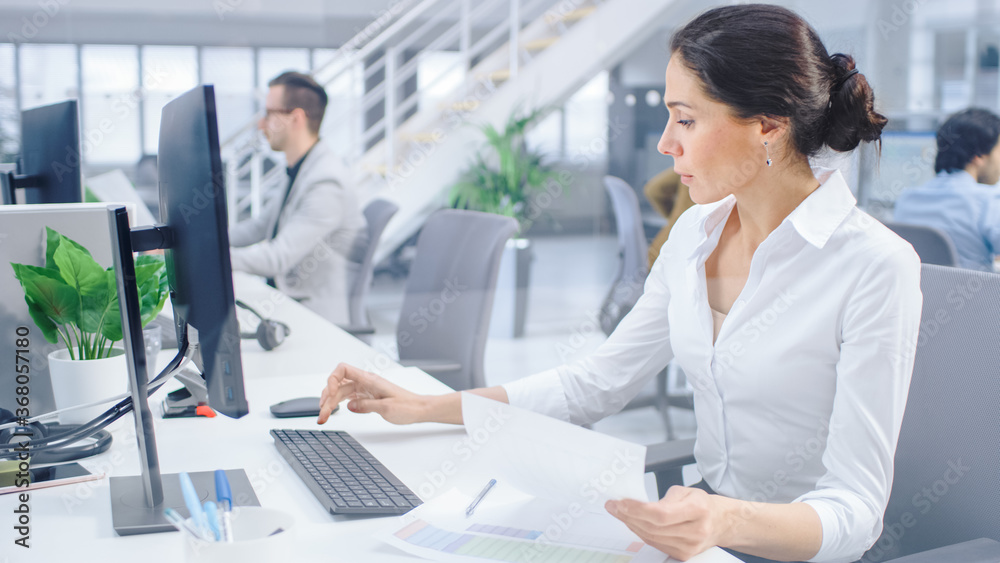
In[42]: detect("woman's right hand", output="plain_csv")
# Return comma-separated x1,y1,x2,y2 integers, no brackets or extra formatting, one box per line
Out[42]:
317,363,428,425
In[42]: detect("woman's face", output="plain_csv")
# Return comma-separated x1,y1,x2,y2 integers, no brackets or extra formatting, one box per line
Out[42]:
657,56,772,205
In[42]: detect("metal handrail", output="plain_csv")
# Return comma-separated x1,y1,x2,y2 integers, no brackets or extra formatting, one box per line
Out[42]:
219,0,439,150
224,0,586,222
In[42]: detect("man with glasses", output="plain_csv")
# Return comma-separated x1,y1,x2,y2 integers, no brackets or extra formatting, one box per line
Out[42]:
229,71,365,325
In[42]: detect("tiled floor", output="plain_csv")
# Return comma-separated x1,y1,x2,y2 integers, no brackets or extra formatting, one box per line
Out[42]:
365,234,696,447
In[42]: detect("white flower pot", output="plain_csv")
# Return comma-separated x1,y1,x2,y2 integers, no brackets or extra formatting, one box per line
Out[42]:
48,348,128,425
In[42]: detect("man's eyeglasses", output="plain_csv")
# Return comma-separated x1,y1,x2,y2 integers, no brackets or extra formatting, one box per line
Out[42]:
264,107,295,118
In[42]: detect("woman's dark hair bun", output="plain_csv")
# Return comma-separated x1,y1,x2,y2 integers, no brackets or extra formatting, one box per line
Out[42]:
670,5,886,157
824,54,887,152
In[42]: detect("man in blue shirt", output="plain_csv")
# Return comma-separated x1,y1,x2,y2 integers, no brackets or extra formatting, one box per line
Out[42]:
894,108,1000,271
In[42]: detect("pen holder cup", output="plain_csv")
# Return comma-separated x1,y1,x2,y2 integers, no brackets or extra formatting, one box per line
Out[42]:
183,507,296,563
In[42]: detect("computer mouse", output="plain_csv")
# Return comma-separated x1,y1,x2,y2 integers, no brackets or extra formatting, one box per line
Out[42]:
269,397,335,418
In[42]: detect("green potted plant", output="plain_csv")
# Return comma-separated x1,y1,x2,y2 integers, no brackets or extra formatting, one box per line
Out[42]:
11,227,168,423
449,107,568,337
448,106,564,233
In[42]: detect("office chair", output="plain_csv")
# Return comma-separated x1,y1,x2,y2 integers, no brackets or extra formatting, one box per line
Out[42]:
600,176,648,333
395,209,517,391
341,199,399,343
643,266,1000,562
602,175,692,440
859,265,1000,562
882,220,959,267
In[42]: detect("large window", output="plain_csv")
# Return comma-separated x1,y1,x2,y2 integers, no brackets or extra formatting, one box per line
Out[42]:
81,45,141,165
527,109,563,160
417,51,464,115
141,46,198,155
19,44,78,109
316,48,364,158
524,72,611,163
202,47,256,143
0,44,17,162
0,40,615,175
257,48,310,90
564,71,609,162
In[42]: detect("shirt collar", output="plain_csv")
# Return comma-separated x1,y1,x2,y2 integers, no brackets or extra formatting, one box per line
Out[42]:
937,169,978,186
687,167,857,257
784,167,857,249
687,196,736,261
285,140,319,179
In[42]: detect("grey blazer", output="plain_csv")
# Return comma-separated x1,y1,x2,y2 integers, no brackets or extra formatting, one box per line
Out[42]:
229,139,364,325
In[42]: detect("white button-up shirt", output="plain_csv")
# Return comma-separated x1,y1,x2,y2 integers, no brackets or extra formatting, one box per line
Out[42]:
504,168,923,563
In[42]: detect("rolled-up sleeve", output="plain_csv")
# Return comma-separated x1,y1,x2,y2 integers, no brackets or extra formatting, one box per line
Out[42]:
797,245,922,563
504,252,675,425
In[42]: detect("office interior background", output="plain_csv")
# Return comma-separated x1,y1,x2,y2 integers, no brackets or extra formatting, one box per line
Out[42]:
0,0,993,445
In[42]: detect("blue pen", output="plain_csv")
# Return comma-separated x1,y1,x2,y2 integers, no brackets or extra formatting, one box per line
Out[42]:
214,469,234,543
465,479,497,518
178,472,211,541
203,501,221,541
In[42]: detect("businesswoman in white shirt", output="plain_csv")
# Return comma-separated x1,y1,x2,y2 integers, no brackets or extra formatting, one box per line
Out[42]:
318,5,923,562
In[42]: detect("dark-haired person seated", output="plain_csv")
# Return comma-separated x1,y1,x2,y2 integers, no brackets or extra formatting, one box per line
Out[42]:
893,108,1000,271
316,5,922,563
643,168,695,269
229,71,364,324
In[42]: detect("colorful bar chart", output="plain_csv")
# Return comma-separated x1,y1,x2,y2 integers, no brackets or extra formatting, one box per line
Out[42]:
466,524,645,553
394,519,641,563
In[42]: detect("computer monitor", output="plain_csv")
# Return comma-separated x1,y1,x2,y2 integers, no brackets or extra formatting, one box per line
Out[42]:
107,85,256,535
0,100,83,205
157,85,248,419
857,131,938,220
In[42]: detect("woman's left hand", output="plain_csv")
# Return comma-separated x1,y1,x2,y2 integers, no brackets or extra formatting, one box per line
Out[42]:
606,485,727,561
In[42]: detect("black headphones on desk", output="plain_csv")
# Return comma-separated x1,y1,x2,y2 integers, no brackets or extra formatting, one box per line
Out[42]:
0,408,113,464
236,300,290,351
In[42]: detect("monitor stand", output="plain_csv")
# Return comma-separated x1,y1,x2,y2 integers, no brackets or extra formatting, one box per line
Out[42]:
161,371,209,417
109,469,257,535
1,171,17,205
104,206,259,536
0,169,39,205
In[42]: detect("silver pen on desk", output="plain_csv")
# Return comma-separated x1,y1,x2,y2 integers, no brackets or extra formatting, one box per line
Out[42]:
465,479,497,518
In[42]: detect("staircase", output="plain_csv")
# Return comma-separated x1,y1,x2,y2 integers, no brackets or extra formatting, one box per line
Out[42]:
219,0,686,264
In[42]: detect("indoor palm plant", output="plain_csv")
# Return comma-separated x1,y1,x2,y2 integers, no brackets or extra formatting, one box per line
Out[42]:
11,227,168,422
448,107,567,337
448,106,565,233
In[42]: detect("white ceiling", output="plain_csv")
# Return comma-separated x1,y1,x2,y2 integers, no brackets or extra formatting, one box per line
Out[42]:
0,0,401,19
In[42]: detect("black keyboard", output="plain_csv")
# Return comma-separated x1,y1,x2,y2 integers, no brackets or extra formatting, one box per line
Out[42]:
270,429,422,515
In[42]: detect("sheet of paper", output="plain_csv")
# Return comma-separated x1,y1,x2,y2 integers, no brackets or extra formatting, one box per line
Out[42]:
378,488,672,563
460,393,650,510
86,169,158,227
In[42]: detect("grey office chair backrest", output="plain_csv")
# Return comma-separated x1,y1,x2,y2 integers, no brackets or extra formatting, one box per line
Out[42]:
882,220,959,267
862,265,1000,562
600,176,649,335
346,199,399,326
396,209,517,391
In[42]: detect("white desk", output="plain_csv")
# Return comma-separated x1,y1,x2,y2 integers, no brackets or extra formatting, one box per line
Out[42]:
1,275,739,563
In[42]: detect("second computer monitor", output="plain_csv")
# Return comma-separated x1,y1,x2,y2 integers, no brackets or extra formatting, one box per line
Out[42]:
157,84,248,418
17,100,83,204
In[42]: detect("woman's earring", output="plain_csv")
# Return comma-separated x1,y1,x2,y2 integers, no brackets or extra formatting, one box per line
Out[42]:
764,141,772,167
